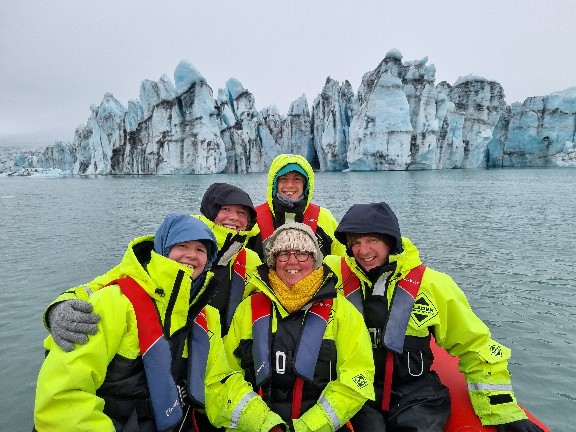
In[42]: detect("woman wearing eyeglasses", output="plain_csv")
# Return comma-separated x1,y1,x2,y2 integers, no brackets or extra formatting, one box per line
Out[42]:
223,223,375,432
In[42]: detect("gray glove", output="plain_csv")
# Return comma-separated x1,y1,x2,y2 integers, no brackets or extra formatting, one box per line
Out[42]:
496,419,544,432
47,299,100,352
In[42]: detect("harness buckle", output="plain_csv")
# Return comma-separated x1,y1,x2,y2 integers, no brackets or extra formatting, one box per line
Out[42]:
368,328,383,348
275,351,287,374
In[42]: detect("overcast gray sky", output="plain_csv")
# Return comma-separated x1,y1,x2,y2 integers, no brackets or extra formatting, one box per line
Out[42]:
1,0,575,148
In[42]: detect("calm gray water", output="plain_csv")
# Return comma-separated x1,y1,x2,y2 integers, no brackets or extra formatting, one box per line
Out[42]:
1,169,574,431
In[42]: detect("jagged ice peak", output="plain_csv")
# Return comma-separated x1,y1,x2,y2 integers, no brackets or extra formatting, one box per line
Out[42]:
174,60,205,95
225,78,247,102
385,48,403,60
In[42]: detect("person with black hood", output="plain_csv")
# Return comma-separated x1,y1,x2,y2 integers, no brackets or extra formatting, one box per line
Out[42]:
34,213,284,431
247,153,346,258
323,202,545,432
196,182,263,335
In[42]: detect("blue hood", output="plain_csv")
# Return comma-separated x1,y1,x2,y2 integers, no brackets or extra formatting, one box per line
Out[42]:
154,212,218,268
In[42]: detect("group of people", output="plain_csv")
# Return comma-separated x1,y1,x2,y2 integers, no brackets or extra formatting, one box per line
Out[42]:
33,154,544,432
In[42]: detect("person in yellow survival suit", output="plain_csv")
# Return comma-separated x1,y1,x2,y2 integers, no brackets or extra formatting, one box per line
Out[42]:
323,202,545,432
225,222,375,432
34,213,285,431
196,182,264,336
247,153,346,258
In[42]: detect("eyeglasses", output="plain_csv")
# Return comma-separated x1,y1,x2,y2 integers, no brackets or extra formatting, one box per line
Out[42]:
275,251,312,263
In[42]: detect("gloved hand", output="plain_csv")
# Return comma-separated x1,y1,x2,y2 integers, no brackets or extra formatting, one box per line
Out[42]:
47,300,100,352
497,419,545,432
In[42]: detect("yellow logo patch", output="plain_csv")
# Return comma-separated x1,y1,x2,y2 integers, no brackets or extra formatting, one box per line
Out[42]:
489,344,503,357
411,293,438,327
352,373,369,388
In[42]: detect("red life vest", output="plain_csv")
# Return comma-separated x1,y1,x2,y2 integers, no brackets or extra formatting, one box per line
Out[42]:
340,257,364,315
111,276,210,430
255,202,321,241
339,258,427,411
250,291,333,419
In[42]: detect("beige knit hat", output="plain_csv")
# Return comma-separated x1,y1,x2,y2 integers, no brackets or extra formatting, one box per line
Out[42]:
264,222,323,269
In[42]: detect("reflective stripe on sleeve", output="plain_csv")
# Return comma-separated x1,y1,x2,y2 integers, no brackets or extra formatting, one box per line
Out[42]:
468,383,514,392
319,395,341,430
230,391,259,429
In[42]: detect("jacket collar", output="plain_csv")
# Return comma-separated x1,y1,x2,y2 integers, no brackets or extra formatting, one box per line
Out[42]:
252,263,336,318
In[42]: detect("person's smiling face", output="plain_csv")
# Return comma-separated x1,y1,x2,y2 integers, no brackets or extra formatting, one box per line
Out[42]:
349,235,390,271
274,250,314,286
214,204,250,231
276,172,305,201
167,240,208,280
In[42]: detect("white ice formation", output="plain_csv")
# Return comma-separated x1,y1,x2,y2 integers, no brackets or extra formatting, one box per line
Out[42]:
2,49,576,175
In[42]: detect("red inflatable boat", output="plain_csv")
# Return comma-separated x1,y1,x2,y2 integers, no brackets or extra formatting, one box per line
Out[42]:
430,340,551,431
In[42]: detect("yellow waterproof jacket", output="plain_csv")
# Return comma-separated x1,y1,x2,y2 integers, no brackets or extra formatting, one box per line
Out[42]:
196,214,262,331
248,153,346,257
324,237,528,426
34,236,283,432
225,265,375,432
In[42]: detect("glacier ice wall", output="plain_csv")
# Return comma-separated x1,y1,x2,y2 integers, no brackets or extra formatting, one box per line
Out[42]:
3,50,576,175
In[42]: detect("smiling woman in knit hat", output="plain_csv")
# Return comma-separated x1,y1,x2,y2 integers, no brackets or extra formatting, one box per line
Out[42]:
223,222,375,431
264,222,324,311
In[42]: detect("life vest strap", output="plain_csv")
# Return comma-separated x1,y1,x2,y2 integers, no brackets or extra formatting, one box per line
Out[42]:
227,248,247,328
110,277,183,431
341,258,364,315
255,203,275,241
380,264,426,412
396,264,426,297
111,277,163,354
381,350,394,412
291,376,305,419
293,298,333,381
302,203,321,232
251,292,272,386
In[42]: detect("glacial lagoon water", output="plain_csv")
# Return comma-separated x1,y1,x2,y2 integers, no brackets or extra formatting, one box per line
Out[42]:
1,168,574,431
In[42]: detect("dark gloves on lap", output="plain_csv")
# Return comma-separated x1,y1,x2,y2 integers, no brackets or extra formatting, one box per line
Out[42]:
47,300,100,351
497,419,545,432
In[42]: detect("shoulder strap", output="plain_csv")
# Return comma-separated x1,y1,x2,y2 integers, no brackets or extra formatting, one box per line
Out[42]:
380,264,427,412
302,203,321,233
396,264,426,297
383,264,427,354
188,308,209,406
226,248,247,330
113,277,183,431
256,202,321,241
251,292,272,387
293,298,333,381
340,257,364,315
291,297,333,419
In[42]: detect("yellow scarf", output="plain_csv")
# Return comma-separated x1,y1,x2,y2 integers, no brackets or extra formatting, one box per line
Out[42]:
269,267,325,313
